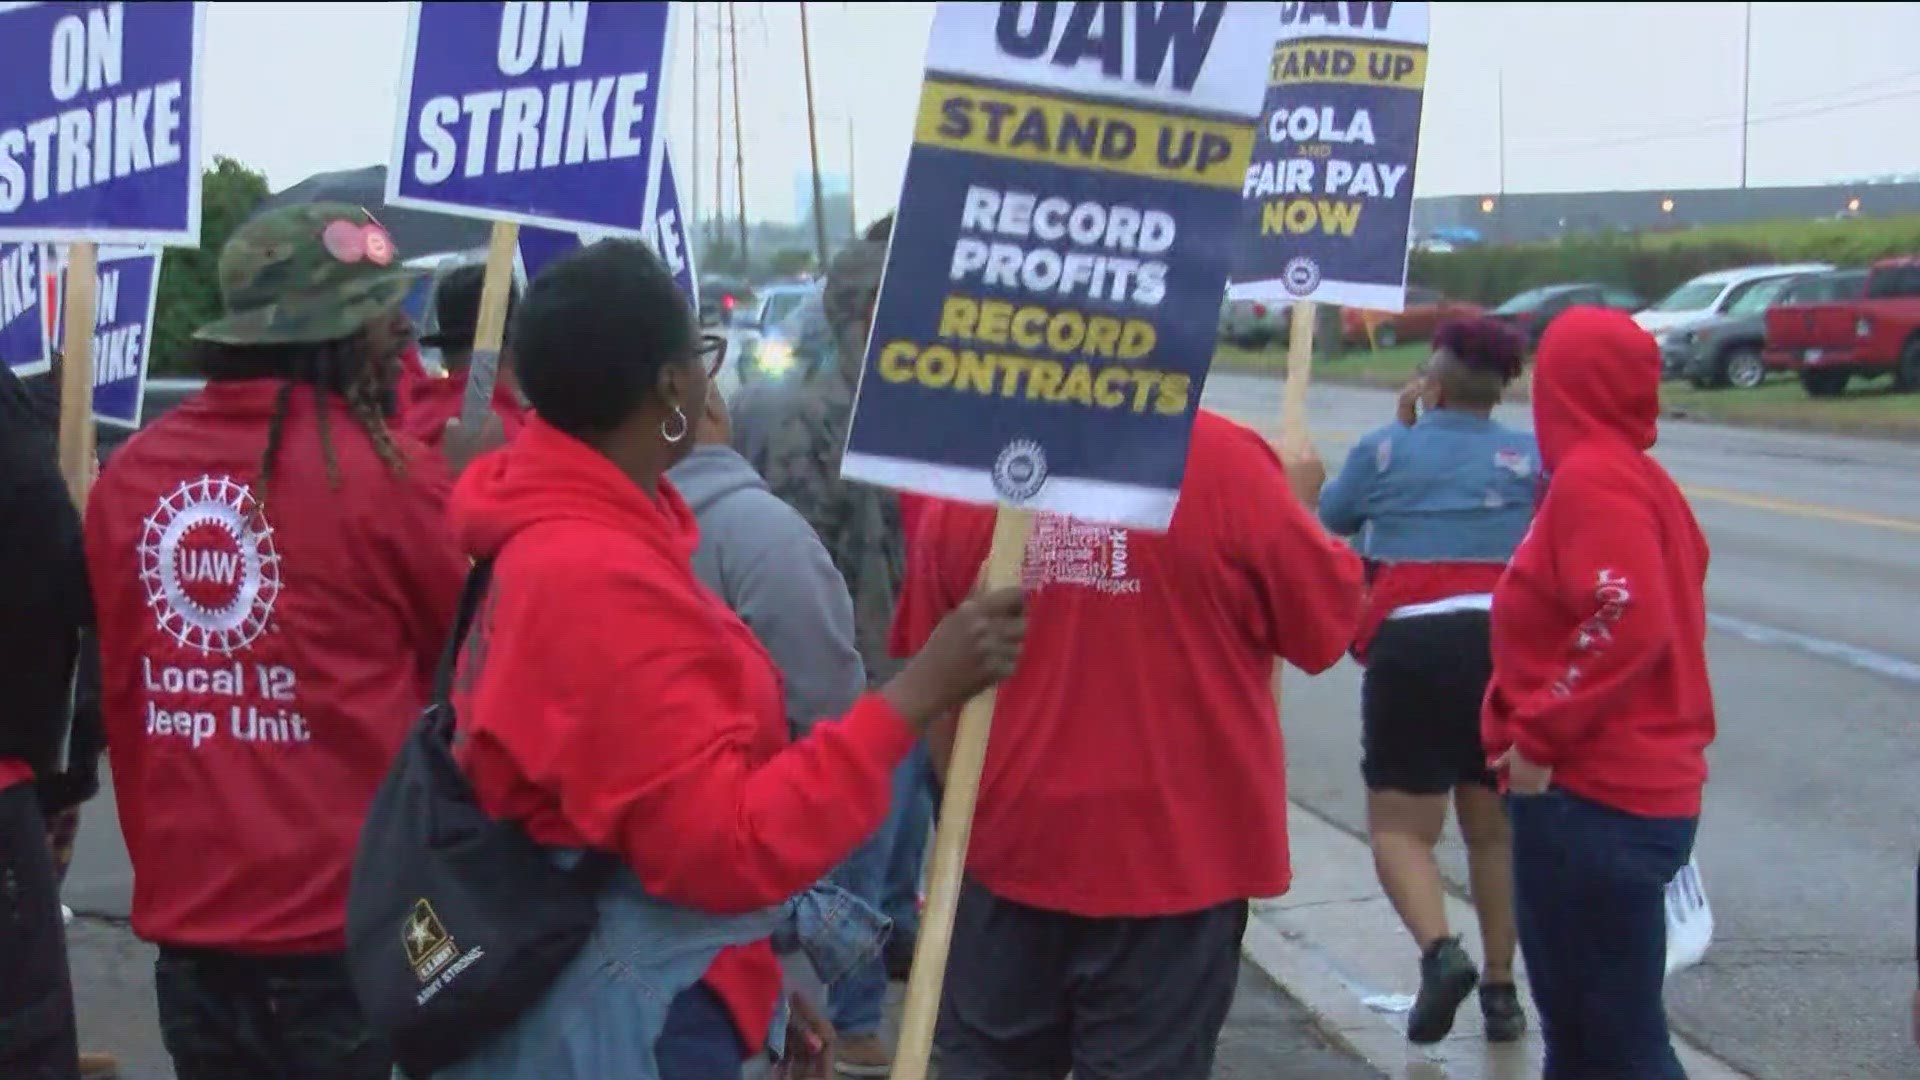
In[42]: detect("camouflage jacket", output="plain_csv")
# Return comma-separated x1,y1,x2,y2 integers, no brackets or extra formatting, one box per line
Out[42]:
734,287,905,688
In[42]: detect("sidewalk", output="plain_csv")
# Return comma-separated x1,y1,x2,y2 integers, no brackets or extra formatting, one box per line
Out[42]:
1239,806,1754,1080
65,917,1383,1080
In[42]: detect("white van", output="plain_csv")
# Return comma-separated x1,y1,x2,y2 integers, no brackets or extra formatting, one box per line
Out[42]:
1633,263,1834,336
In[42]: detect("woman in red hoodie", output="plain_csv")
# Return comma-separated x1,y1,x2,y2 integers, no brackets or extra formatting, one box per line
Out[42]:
1482,306,1716,1079
443,237,1024,1079
83,204,468,1079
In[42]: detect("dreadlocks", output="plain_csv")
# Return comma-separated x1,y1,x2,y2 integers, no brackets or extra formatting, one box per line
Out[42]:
190,333,407,512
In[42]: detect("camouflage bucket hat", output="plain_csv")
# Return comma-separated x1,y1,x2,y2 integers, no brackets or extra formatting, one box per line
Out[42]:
194,202,426,347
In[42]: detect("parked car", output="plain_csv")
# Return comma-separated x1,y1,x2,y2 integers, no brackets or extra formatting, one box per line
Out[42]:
1341,286,1485,350
1633,263,1833,337
1219,295,1290,349
1487,283,1643,346
699,275,754,326
731,282,820,384
1764,257,1920,397
1664,269,1864,389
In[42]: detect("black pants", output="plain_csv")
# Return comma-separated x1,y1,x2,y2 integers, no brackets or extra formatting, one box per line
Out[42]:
154,946,391,1080
934,881,1247,1080
0,781,79,1080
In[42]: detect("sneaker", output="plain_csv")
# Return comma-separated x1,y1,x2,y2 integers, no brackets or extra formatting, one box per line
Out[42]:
78,1052,119,1079
1479,982,1527,1043
1406,936,1479,1045
834,1033,891,1077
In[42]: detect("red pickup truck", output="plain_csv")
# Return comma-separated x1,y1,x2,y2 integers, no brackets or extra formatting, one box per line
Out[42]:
1764,257,1920,397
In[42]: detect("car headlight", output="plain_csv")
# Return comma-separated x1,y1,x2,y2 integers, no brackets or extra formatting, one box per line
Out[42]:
1855,316,1872,338
757,339,795,376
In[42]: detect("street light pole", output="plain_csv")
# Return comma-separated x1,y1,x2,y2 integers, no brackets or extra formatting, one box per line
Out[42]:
727,1,749,261
1739,1,1753,189
798,1,830,269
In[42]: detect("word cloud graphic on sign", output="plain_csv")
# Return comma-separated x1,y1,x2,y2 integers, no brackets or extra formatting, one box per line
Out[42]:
386,0,677,236
841,1,1273,531
42,242,159,426
0,1,207,245
1231,0,1429,311
516,145,698,309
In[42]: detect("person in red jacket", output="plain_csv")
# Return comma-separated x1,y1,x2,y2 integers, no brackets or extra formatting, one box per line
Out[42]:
892,415,1364,1080
399,263,530,451
442,237,1024,1079
1482,306,1715,1080
83,203,467,1080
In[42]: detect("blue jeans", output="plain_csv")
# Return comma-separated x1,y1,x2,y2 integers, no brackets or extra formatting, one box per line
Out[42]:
656,984,746,1080
1510,790,1697,1080
828,744,933,1035
883,741,936,945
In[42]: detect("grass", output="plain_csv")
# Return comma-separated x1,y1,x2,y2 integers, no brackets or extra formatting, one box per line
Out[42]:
1211,340,1920,439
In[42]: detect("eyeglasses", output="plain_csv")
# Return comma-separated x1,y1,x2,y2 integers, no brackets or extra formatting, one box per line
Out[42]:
698,332,728,378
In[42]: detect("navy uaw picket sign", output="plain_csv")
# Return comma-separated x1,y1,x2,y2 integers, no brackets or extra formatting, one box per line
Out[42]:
841,1,1273,531
1231,0,1429,312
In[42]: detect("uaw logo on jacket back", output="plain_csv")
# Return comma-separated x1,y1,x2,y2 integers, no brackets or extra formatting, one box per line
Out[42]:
136,476,310,751
140,476,282,655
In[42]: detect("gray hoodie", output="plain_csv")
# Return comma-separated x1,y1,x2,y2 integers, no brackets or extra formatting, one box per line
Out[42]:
667,444,866,736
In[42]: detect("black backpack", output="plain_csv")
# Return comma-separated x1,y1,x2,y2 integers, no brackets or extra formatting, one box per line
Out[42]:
345,560,614,1077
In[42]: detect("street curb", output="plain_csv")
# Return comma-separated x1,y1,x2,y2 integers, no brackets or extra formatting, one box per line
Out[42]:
1238,801,1757,1080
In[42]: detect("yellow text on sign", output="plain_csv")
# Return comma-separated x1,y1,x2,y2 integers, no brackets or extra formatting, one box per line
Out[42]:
1270,41,1428,89
915,79,1255,191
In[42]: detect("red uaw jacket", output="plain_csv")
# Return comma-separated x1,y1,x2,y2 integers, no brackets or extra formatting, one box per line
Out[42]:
892,411,1365,915
448,417,918,1050
83,381,467,953
1482,308,1715,818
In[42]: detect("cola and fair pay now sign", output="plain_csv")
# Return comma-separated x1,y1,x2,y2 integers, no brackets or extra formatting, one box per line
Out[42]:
386,0,678,236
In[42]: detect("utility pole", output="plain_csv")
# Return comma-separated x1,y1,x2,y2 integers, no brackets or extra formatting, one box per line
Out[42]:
713,3,725,247
691,5,700,234
847,117,858,239
798,1,830,269
1739,1,1753,189
1496,67,1506,198
727,1,750,263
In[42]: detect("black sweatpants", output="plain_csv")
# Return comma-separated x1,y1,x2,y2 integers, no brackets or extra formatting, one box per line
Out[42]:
0,780,80,1080
934,880,1248,1080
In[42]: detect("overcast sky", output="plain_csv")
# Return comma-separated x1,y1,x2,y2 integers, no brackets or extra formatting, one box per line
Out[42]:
199,1,1920,226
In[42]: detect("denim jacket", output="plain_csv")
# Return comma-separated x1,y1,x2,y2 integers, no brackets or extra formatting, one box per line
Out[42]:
432,861,890,1080
1318,409,1539,564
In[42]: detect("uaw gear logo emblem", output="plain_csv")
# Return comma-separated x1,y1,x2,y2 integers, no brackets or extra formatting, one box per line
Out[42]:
139,477,282,656
1282,256,1321,297
404,899,458,983
992,439,1049,504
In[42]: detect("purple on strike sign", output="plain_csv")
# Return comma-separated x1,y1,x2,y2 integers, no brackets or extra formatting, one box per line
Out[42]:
42,242,159,427
1,241,53,375
0,2,207,246
386,1,678,237
517,145,699,311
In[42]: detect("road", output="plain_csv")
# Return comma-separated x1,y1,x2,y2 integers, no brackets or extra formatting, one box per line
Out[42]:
60,371,1920,1077
1200,372,1920,1080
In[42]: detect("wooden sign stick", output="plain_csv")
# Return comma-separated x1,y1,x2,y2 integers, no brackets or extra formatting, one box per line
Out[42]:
891,506,1035,1080
1281,299,1317,457
56,242,100,507
459,221,521,427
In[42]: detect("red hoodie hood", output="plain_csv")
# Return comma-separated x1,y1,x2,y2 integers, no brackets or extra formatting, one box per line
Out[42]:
450,415,699,565
1530,306,1661,472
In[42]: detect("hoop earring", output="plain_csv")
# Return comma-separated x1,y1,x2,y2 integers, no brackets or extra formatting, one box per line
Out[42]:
661,405,689,444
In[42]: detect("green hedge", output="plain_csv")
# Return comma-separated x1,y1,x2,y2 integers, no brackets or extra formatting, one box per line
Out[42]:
1410,214,1920,306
